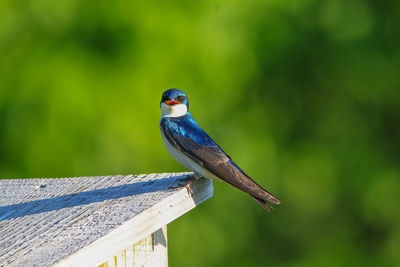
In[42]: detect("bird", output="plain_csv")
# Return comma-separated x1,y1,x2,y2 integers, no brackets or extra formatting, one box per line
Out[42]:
159,88,280,211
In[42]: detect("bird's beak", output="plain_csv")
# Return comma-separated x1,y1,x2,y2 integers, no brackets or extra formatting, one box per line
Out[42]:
165,100,180,105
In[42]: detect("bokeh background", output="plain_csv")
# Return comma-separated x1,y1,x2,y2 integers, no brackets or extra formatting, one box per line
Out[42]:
1,0,400,266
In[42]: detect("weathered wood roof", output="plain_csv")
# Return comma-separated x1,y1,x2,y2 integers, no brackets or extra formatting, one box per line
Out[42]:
0,173,213,266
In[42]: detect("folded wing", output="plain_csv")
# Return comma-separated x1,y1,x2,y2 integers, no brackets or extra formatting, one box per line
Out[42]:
161,116,280,209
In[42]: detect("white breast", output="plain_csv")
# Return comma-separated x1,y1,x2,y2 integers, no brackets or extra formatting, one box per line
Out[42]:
160,126,218,180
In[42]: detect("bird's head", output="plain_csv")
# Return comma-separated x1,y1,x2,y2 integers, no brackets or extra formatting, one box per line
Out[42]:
160,88,189,117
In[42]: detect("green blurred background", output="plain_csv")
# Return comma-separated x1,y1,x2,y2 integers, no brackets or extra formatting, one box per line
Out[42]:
1,0,400,266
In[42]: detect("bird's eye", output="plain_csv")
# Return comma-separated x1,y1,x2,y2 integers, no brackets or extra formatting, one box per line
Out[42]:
177,95,186,102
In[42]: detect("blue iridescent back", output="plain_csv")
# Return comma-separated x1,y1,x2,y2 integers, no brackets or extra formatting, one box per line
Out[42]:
161,113,217,147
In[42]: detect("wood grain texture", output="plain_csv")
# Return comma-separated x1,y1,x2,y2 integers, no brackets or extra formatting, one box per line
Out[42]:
0,173,213,267
99,226,168,267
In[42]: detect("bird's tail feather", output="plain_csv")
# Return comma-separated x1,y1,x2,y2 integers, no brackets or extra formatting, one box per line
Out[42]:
250,188,281,212
252,197,275,212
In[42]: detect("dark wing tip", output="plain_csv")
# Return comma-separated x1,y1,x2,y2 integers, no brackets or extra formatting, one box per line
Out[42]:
252,195,281,212
269,196,281,205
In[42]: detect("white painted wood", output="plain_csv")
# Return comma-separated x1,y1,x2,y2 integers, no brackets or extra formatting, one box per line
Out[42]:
151,226,168,267
102,226,167,267
0,173,213,267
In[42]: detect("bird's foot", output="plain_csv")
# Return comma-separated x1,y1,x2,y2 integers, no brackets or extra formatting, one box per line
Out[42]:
185,180,194,197
183,173,202,196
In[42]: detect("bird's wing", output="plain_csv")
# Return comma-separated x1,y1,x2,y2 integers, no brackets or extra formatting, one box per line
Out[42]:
161,116,280,206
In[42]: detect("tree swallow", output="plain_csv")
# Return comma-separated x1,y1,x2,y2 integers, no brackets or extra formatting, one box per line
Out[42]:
159,88,280,211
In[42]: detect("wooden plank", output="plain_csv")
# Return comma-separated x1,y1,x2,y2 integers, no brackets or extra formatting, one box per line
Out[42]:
131,226,168,267
0,173,213,267
100,226,168,267
57,180,210,267
151,226,168,267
